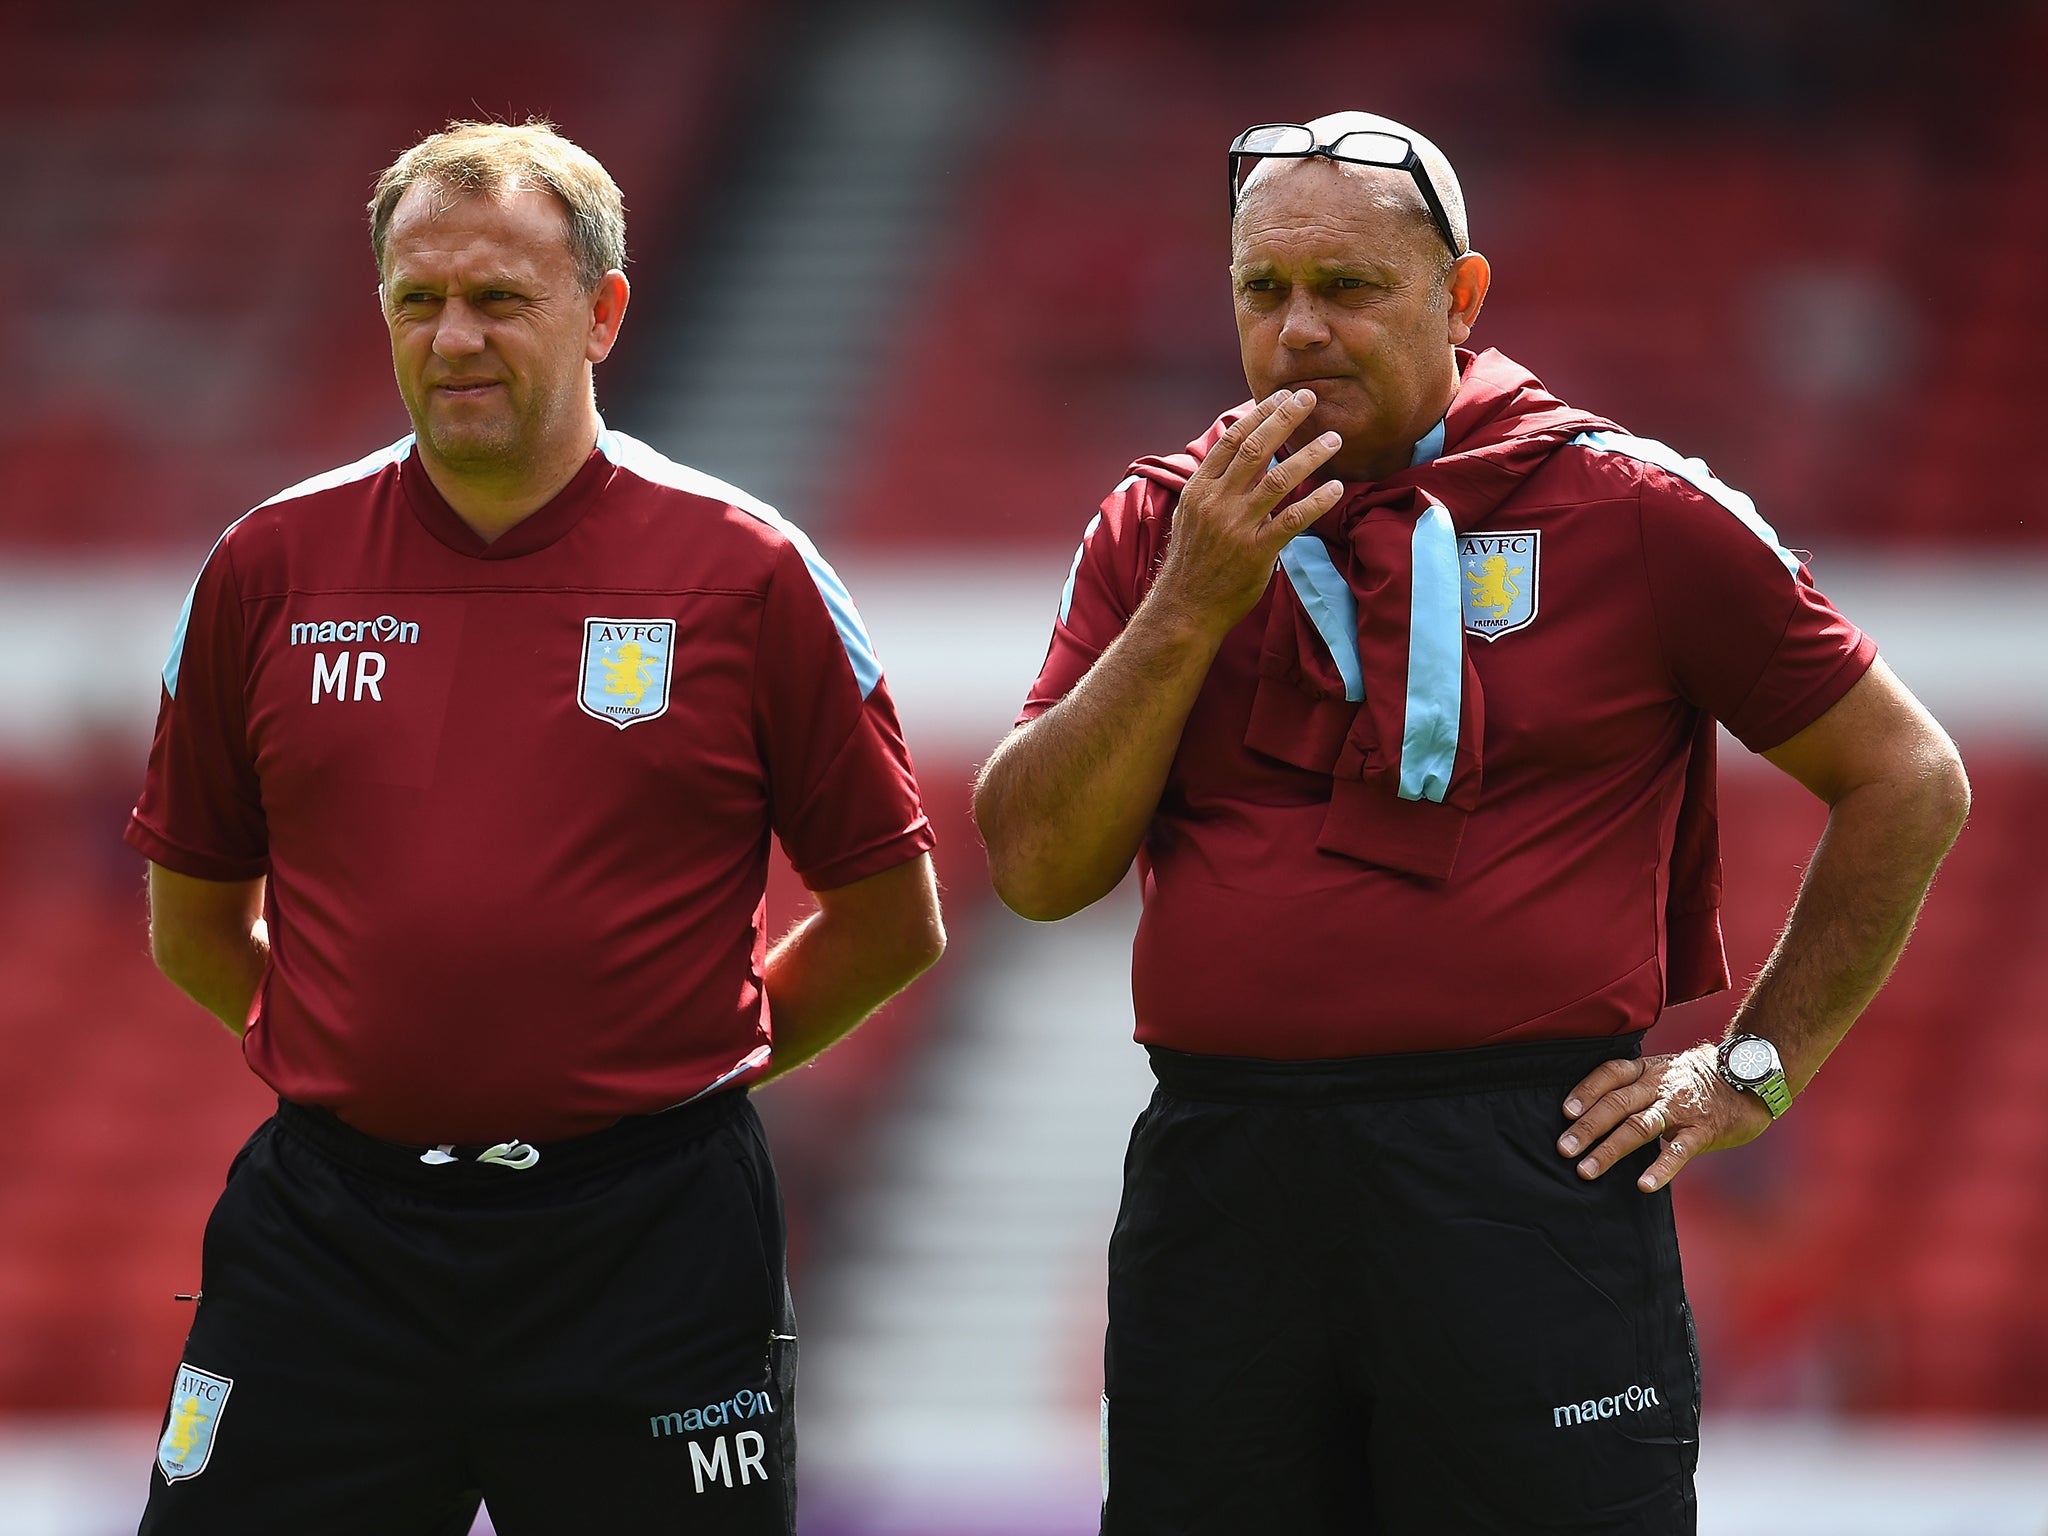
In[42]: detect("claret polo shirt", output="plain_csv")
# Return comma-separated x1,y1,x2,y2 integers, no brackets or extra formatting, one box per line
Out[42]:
127,429,934,1144
1027,413,1875,1061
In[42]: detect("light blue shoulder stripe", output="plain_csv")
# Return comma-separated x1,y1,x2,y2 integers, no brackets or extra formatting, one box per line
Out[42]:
162,524,242,698
1058,470,1154,624
1572,429,1799,576
254,435,415,510
162,435,415,698
1399,505,1462,801
1059,472,1147,623
1059,509,1107,625
598,428,882,698
1277,540,1363,702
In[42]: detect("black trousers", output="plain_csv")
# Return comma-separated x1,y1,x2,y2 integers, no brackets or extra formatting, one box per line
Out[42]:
140,1090,797,1535
1102,1035,1700,1535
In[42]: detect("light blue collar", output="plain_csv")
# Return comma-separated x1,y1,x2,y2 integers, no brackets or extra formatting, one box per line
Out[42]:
1410,415,1448,468
1277,410,1461,802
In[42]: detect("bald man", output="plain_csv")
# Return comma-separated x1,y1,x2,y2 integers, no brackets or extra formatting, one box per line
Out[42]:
974,112,1967,1533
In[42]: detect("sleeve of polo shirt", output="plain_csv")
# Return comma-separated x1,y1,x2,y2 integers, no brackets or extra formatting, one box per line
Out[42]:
1638,462,1877,754
1018,476,1162,724
756,537,934,892
125,535,270,881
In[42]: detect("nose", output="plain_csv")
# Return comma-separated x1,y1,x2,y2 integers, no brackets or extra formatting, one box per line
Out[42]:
431,296,486,361
1278,288,1330,349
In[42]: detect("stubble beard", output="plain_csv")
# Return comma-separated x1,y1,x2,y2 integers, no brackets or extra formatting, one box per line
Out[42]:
414,386,551,483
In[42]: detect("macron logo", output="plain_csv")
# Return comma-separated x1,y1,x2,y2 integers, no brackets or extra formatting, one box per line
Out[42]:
649,1387,776,1438
1553,1381,1661,1428
290,616,420,646
292,615,420,705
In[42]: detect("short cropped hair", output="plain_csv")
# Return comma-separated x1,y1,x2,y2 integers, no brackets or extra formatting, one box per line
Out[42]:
369,119,626,292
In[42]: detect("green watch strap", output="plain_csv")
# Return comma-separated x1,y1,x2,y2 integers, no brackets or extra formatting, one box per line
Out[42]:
1756,1072,1792,1118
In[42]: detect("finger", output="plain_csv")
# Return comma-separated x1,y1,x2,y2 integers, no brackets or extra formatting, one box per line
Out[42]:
1260,431,1344,503
1562,1057,1644,1121
1264,478,1346,544
1195,392,1291,482
1230,389,1322,483
1250,436,1342,525
1556,1058,1651,1154
1636,1128,1701,1193
1573,1098,1683,1181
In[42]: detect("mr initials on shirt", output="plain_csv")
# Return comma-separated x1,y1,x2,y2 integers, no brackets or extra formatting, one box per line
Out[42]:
293,615,420,703
310,650,386,703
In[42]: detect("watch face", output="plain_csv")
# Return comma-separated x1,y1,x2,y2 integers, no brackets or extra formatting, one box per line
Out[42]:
1727,1038,1773,1083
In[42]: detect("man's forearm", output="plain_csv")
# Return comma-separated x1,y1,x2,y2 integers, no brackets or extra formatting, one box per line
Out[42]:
159,925,266,1036
147,867,268,1036
974,596,1223,921
757,856,945,1082
1559,665,1969,1192
976,390,1346,921
1729,762,1969,1091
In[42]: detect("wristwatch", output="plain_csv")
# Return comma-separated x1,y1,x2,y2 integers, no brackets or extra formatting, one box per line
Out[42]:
1716,1035,1792,1118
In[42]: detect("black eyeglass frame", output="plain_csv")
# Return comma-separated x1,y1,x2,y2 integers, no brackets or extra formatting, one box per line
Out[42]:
1227,123,1465,259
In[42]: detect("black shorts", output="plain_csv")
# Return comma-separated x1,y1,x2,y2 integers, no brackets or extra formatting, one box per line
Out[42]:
1102,1034,1699,1536
140,1090,797,1536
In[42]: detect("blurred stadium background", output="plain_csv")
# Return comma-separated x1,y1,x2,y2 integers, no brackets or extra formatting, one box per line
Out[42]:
2,0,2045,1531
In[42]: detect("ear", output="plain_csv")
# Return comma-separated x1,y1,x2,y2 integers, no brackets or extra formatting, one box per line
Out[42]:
586,270,631,364
1444,252,1490,345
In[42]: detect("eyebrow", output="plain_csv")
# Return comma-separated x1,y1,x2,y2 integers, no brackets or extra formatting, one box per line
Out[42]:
1231,259,1392,282
386,273,530,294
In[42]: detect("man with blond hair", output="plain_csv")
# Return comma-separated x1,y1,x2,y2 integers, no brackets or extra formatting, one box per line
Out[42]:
975,110,1968,1532
128,119,943,1533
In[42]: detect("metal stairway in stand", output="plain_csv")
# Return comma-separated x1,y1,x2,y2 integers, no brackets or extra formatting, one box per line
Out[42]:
627,0,1014,524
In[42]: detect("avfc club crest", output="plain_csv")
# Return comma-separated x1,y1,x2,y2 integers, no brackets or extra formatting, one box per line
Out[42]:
1459,530,1540,641
157,1363,233,1483
579,618,677,728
